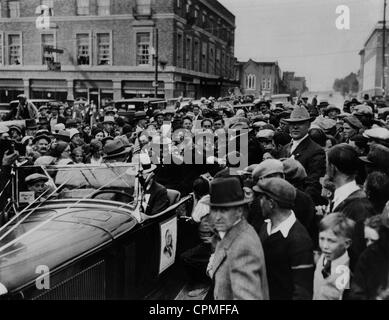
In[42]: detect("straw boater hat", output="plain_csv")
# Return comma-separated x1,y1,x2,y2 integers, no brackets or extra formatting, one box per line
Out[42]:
283,105,315,123
103,116,115,124
205,176,252,207
139,153,157,174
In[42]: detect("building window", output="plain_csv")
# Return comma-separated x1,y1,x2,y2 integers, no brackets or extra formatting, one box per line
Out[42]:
41,33,54,65
97,33,111,65
0,33,3,65
8,1,20,18
193,39,200,72
262,78,266,90
186,0,191,13
76,33,90,65
177,32,183,68
267,79,272,90
76,0,89,16
8,34,21,65
185,36,192,70
216,48,220,74
136,32,151,65
194,9,198,18
246,74,256,90
97,0,110,16
201,42,207,73
41,0,54,15
209,46,215,74
177,0,181,8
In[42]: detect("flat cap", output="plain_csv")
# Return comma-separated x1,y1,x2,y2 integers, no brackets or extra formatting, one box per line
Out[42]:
363,127,389,141
282,158,307,183
344,115,364,130
252,177,296,209
252,159,284,180
25,173,49,185
353,104,373,116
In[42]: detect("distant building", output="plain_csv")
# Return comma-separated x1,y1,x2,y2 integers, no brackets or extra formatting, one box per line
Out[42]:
236,59,282,97
282,71,307,96
359,22,389,98
0,0,238,106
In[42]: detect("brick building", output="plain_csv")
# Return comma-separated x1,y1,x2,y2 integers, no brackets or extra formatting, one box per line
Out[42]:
0,0,238,106
236,59,283,98
359,22,389,98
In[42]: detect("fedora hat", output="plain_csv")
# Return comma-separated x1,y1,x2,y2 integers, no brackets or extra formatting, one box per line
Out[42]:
205,176,252,207
359,143,389,170
33,134,51,144
283,105,314,123
103,139,131,160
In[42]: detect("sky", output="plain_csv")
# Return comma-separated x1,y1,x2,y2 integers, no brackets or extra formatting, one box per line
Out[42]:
219,0,383,91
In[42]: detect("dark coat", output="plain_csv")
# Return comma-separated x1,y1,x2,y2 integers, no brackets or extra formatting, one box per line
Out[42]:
333,189,374,271
279,137,326,205
349,238,389,300
259,219,314,300
144,180,170,216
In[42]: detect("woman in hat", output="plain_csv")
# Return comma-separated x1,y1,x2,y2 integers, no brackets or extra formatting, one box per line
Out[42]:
50,141,72,164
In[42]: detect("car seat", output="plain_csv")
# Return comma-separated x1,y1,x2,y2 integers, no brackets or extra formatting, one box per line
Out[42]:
166,189,181,206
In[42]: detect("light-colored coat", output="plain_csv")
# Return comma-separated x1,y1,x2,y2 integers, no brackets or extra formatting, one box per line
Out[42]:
209,219,269,300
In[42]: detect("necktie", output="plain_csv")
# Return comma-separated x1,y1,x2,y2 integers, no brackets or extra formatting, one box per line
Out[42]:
322,259,332,279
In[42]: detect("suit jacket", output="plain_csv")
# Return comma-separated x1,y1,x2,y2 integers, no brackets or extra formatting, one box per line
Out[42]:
210,219,269,300
279,137,326,205
144,180,170,216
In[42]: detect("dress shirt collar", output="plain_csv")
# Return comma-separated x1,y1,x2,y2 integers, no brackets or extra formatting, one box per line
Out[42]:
265,211,297,238
290,134,309,154
218,218,242,240
333,180,360,210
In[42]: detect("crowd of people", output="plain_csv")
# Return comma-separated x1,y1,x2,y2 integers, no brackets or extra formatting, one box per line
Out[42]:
1,92,389,300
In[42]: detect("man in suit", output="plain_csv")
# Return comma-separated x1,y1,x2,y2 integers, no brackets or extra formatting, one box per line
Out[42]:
206,177,269,300
138,153,169,216
278,105,326,205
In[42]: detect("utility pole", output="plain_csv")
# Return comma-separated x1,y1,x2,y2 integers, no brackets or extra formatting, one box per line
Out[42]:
154,27,159,98
383,0,387,97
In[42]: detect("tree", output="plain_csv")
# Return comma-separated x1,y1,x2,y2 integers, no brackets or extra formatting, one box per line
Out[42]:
333,72,359,97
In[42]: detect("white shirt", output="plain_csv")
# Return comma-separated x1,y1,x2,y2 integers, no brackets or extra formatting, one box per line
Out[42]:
90,156,103,165
290,134,309,155
265,211,297,238
333,180,360,211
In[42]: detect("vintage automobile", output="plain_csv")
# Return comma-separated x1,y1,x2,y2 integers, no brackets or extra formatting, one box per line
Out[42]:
114,98,167,113
0,163,196,300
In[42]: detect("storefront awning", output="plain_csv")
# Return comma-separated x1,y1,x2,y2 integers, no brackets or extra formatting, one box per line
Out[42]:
74,80,113,90
0,79,23,89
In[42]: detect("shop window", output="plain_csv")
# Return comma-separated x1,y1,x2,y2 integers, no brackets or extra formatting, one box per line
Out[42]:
76,33,90,65
0,33,3,65
8,34,21,65
201,42,207,73
193,39,200,72
136,32,151,65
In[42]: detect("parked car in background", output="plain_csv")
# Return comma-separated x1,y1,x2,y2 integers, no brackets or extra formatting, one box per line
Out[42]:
114,98,166,113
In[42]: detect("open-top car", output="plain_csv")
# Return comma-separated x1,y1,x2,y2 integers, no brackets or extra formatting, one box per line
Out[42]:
0,163,195,300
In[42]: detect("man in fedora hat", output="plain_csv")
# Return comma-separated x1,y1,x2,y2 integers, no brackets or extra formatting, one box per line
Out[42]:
254,178,314,300
136,153,169,216
278,105,326,205
206,176,269,300
103,139,132,163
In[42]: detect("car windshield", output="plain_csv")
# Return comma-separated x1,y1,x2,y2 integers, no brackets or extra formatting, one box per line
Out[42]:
15,163,139,208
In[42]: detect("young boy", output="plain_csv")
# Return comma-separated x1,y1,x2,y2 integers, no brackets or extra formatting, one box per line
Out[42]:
314,212,355,300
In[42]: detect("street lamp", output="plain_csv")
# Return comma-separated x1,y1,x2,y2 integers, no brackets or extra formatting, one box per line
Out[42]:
150,27,159,98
